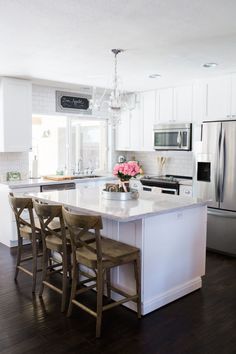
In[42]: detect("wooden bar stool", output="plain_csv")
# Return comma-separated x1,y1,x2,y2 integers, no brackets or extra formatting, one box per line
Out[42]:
8,193,42,293
62,206,141,338
33,200,70,312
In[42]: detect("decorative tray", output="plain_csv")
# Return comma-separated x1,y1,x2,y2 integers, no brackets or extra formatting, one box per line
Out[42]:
102,190,139,201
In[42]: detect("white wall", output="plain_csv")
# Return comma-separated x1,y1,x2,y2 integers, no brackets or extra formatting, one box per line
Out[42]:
126,151,193,177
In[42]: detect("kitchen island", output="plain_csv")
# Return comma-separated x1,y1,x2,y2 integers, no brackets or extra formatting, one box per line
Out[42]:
29,184,207,315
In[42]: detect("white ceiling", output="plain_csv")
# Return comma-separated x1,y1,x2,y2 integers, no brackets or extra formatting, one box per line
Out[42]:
1,0,236,91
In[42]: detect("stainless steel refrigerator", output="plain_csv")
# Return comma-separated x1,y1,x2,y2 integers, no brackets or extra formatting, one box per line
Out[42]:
196,120,236,256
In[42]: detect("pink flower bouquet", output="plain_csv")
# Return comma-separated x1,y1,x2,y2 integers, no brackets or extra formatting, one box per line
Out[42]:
113,161,141,181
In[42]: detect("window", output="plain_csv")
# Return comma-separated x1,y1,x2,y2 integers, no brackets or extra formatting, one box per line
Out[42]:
30,115,108,176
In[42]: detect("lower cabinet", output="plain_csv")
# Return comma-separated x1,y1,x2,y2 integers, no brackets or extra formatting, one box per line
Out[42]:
0,185,40,247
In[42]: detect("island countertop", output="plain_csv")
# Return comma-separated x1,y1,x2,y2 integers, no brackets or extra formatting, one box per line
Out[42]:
28,184,206,222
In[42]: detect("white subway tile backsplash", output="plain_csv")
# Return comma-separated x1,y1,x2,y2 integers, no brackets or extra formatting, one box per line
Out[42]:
0,152,29,181
126,151,193,177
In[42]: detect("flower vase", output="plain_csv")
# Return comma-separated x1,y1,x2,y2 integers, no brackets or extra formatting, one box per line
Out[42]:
119,180,130,192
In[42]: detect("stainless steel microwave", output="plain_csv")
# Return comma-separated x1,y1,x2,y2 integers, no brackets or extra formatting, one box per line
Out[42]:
153,123,192,151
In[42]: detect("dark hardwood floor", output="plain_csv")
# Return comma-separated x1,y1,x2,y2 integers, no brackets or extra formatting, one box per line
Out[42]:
0,243,236,354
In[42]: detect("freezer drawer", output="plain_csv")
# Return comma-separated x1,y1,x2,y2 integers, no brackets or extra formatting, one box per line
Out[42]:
207,208,236,256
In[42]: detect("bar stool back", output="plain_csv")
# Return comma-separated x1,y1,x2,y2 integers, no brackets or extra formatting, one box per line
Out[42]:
33,200,70,312
9,192,41,293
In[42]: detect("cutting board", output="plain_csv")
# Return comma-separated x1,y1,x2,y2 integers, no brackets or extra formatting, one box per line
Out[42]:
43,175,75,181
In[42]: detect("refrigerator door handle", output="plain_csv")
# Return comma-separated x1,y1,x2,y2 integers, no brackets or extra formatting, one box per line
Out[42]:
215,127,221,202
220,128,226,203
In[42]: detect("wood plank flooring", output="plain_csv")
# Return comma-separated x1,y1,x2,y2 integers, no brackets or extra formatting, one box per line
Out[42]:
0,243,236,354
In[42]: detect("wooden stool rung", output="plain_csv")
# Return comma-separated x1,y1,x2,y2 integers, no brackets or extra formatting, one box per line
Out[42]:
103,295,138,311
72,299,97,318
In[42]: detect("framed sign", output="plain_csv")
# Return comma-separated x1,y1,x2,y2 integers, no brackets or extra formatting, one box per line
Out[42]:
56,91,92,115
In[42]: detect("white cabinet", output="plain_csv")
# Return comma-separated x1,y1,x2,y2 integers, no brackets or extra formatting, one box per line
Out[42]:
204,76,231,121
0,184,40,247
0,77,32,152
230,74,236,118
115,92,154,152
174,85,193,122
156,85,193,123
157,88,173,123
115,110,130,150
130,94,142,150
141,91,156,151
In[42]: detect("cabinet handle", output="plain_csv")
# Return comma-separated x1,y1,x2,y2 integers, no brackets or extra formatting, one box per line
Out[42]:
226,115,231,118
232,114,236,118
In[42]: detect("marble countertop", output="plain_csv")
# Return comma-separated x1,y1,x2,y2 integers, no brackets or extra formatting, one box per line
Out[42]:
28,184,206,222
0,175,114,189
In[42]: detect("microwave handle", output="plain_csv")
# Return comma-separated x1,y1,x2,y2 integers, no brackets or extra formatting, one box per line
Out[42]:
177,131,182,147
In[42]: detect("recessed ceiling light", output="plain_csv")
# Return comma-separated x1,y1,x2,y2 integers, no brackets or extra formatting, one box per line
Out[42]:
203,62,218,68
149,74,161,79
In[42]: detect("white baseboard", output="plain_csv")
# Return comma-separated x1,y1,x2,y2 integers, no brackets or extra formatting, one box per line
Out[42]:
111,277,202,315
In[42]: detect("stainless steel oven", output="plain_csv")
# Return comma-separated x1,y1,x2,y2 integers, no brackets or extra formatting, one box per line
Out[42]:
142,185,178,195
140,176,179,195
153,123,192,151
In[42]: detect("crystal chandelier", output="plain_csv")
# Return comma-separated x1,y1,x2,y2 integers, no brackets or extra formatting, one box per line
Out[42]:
89,49,136,127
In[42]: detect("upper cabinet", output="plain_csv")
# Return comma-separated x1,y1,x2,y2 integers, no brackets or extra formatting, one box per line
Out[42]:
115,109,131,151
157,88,173,123
141,91,156,151
115,93,142,151
156,85,193,123
230,74,236,118
174,85,193,122
0,77,32,152
204,76,231,121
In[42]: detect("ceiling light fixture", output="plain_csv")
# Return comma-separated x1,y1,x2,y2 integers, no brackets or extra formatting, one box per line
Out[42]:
89,49,136,128
203,62,218,68
149,74,161,78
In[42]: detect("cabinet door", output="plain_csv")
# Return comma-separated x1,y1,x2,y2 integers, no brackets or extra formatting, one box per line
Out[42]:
230,74,236,118
0,78,32,152
157,88,174,123
174,85,193,122
205,76,231,121
142,91,156,151
130,94,142,150
115,110,130,151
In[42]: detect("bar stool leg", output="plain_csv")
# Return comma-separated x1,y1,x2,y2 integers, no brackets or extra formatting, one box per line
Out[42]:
39,248,48,297
134,257,141,318
61,253,68,312
14,237,23,281
32,238,38,293
106,268,111,299
67,261,78,317
96,266,104,338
